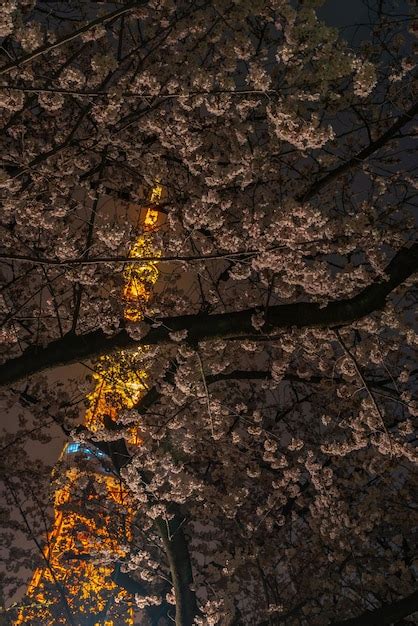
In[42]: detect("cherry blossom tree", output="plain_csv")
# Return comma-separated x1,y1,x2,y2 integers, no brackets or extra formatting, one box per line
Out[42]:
1,0,418,624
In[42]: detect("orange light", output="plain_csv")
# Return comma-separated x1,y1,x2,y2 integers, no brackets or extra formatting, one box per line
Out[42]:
16,185,163,625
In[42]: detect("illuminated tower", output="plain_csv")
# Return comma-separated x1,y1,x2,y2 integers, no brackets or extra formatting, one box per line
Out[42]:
16,187,163,625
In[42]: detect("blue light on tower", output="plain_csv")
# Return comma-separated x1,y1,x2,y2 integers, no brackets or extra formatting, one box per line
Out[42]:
65,442,106,459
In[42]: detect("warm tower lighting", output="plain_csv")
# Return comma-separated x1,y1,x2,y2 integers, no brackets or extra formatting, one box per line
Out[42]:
16,186,163,625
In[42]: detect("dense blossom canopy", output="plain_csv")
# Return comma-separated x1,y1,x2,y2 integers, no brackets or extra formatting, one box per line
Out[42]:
0,0,417,625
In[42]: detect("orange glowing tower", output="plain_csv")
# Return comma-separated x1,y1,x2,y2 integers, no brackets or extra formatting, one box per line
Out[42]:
15,186,163,625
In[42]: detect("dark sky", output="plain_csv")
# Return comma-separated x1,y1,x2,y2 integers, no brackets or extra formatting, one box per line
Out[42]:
318,0,410,44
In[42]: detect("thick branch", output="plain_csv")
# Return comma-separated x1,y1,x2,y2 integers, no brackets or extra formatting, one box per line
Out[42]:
1,243,417,387
93,426,198,626
330,589,418,626
155,508,198,626
297,101,418,202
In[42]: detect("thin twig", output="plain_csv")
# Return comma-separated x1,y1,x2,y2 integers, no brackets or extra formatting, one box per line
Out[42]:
334,330,392,449
195,349,214,437
0,2,143,76
0,240,323,266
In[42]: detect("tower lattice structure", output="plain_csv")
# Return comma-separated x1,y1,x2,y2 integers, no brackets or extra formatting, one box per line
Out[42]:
15,186,163,625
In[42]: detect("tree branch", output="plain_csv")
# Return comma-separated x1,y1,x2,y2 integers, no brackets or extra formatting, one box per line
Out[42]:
0,2,144,76
93,421,198,626
154,507,198,626
0,243,314,266
297,101,418,202
330,589,418,626
1,243,416,387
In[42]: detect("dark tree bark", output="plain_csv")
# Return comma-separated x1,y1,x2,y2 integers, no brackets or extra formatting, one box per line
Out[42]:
94,425,199,626
155,508,198,626
330,589,418,626
1,243,417,387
